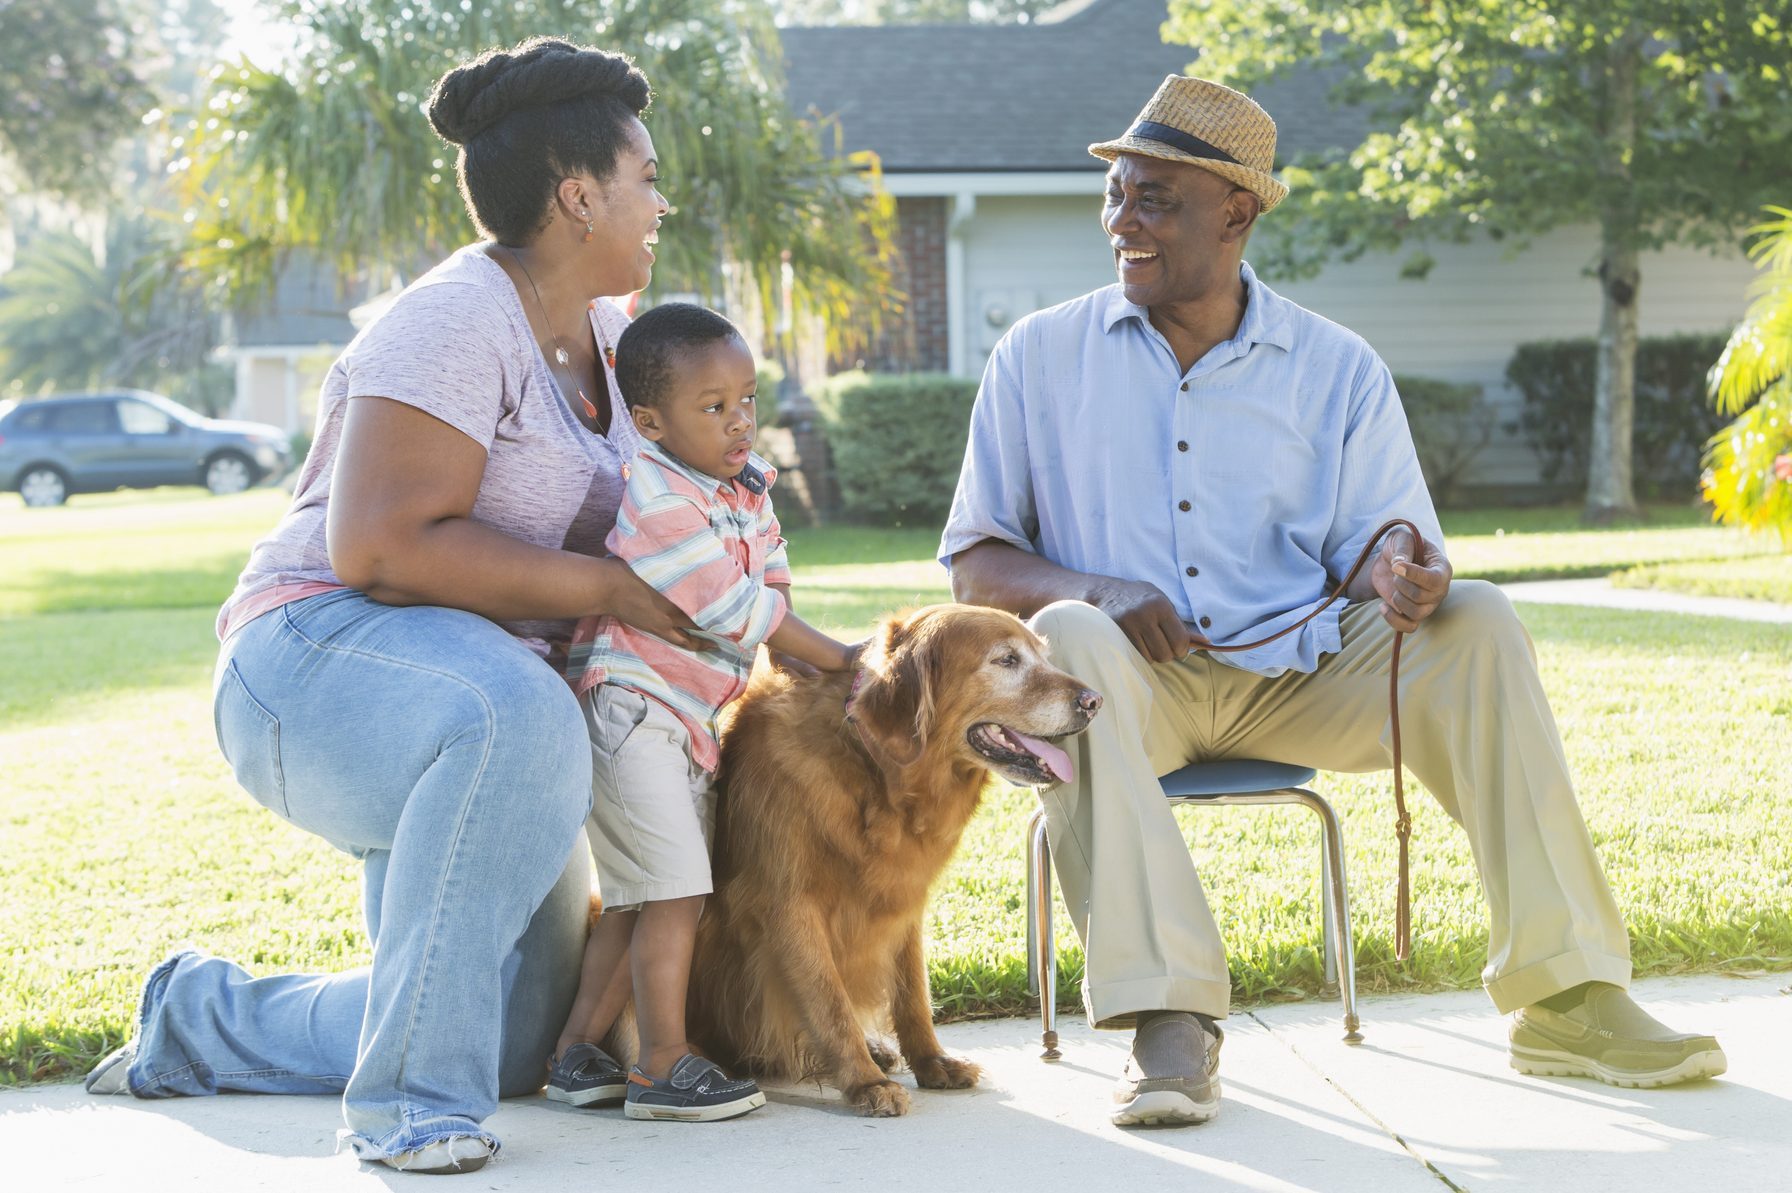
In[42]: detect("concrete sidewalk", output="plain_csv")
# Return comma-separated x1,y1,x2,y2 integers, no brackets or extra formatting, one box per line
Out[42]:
3,972,1785,1191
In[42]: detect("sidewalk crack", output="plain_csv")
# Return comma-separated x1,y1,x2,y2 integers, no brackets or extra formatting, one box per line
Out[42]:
1245,1011,1468,1192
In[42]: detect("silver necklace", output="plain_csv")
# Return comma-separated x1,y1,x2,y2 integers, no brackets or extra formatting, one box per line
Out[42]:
503,245,611,424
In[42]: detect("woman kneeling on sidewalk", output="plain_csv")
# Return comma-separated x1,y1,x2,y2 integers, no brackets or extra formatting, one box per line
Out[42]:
85,37,692,1174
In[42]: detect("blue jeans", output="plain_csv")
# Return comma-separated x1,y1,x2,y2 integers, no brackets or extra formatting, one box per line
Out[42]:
120,589,593,1160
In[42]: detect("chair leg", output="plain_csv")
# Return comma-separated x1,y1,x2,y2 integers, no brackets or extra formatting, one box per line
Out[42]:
1025,808,1039,1000
1027,806,1060,1061
1293,789,1362,1044
1319,836,1339,999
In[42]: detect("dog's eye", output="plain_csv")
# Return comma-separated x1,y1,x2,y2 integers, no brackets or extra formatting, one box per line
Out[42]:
994,652,1020,668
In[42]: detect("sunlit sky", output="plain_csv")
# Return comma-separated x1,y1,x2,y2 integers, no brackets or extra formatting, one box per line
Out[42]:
217,0,299,68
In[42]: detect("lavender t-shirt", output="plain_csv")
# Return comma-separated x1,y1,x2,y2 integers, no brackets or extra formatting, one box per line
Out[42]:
217,244,640,658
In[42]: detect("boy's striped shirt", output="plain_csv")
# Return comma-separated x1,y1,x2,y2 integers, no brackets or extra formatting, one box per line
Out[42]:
566,440,791,772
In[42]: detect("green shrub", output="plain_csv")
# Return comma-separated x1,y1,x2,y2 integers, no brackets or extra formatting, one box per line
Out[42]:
811,371,978,526
1507,334,1732,497
1394,375,1491,508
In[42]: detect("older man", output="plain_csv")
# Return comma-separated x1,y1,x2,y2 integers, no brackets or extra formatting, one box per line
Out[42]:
939,75,1724,1128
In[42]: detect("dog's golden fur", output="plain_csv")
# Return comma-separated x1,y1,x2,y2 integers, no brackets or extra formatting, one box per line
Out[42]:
684,604,1099,1116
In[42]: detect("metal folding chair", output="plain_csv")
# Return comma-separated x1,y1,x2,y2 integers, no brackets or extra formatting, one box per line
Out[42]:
1025,758,1361,1060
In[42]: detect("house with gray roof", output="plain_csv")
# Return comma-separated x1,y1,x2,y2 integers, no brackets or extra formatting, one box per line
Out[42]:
780,0,1754,493
216,256,362,435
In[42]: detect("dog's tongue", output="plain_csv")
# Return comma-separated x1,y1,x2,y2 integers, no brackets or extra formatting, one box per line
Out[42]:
1011,730,1075,784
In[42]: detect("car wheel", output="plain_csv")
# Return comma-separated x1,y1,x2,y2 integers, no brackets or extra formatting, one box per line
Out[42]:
18,465,70,507
204,451,255,496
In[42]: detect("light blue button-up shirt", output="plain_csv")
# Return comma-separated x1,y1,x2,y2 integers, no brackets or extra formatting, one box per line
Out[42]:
939,261,1444,677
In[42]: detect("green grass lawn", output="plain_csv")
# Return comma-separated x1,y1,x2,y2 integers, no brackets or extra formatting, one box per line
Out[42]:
4,489,1791,1085
1441,501,1783,584
1611,554,1792,605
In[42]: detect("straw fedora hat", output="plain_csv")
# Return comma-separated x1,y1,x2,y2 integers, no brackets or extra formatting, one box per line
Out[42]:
1089,75,1288,212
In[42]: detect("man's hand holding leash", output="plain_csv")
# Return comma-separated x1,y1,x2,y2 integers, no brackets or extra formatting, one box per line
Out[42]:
1088,522,1451,665
1365,525,1453,633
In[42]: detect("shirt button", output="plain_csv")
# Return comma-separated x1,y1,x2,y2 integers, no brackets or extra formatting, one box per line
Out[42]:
1185,565,1199,577
1180,382,1190,392
1200,616,1213,629
1178,500,1191,512
1177,441,1188,452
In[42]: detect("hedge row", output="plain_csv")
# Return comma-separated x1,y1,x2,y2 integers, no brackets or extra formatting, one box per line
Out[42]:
811,371,978,526
809,335,1732,520
1393,374,1492,507
1507,333,1730,498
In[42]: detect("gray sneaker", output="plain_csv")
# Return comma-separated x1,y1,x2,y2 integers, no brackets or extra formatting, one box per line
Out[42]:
1510,984,1726,1088
545,1041,628,1108
84,1042,137,1096
624,1054,765,1122
1111,1011,1222,1127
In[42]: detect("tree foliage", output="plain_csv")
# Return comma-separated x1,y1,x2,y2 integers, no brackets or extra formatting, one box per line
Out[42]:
1166,1,1792,276
1704,206,1792,545
1164,0,1792,517
0,0,159,199
171,0,896,350
0,212,226,411
774,0,1058,24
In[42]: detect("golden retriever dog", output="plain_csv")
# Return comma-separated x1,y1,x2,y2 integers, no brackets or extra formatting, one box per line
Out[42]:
684,603,1102,1117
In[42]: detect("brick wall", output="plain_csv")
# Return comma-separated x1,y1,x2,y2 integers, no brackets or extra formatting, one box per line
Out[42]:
849,195,950,374
801,195,953,518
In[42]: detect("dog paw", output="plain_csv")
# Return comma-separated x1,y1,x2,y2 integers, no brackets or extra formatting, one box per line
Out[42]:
911,1054,981,1090
866,1039,900,1073
849,1078,911,1117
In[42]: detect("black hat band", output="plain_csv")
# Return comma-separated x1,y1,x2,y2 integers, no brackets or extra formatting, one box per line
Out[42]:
1126,120,1241,166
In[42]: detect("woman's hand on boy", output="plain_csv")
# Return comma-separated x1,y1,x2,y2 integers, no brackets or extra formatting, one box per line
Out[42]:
602,559,705,651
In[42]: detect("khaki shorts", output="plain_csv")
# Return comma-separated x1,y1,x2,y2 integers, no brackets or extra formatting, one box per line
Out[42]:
580,684,717,910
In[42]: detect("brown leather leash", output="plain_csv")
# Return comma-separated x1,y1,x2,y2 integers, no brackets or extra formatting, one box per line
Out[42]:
1190,518,1423,962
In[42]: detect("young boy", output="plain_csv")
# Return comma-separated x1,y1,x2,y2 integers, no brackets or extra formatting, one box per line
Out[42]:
546,303,856,1122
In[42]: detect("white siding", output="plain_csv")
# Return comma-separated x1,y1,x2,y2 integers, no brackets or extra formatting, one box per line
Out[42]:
238,357,288,428
953,197,1756,486
959,194,1114,358
1270,227,1755,485
229,350,340,434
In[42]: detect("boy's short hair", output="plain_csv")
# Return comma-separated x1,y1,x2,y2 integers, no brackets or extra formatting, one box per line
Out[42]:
614,302,745,411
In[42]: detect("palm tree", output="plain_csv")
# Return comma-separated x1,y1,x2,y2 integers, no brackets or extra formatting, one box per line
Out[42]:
0,212,226,410
1704,206,1792,546
172,0,895,351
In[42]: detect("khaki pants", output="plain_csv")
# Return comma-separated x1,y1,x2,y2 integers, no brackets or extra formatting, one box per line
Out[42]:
581,684,718,912
1031,580,1631,1028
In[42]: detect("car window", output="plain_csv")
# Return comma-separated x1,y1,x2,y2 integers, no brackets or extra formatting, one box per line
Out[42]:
8,405,52,432
118,398,175,435
46,402,119,435
134,392,203,426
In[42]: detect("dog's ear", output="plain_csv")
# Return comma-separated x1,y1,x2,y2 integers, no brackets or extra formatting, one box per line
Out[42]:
848,611,939,766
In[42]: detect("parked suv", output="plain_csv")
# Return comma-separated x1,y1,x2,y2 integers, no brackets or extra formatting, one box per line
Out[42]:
0,390,292,507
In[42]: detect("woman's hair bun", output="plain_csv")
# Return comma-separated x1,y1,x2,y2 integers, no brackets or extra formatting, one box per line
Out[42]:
427,37,650,146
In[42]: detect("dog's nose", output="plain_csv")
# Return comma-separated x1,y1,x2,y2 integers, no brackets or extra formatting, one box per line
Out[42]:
1076,688,1103,716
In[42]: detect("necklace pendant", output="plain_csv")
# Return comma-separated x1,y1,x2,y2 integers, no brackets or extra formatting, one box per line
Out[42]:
555,347,570,366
